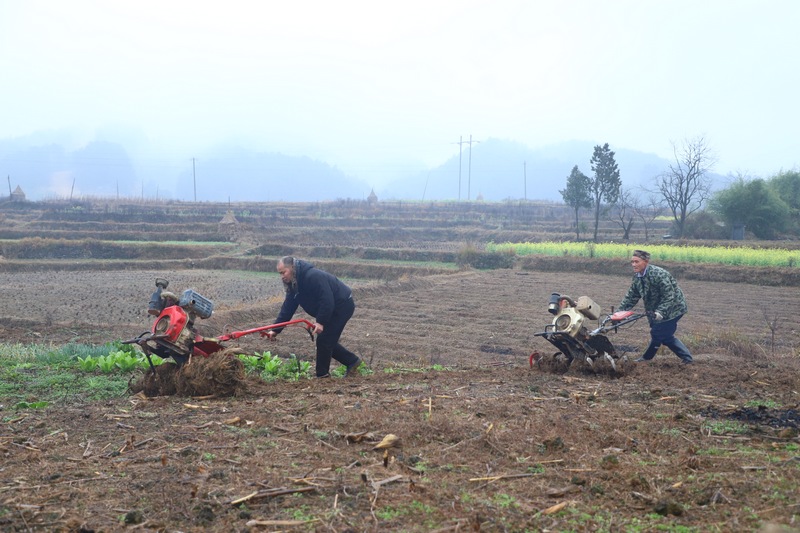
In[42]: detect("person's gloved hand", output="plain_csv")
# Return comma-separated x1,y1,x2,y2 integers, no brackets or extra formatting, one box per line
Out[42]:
653,311,663,321
264,330,277,341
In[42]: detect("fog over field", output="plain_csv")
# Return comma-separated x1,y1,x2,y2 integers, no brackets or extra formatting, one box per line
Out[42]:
1,1,798,201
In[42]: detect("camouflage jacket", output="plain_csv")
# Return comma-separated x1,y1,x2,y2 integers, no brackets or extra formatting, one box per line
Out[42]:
618,265,687,321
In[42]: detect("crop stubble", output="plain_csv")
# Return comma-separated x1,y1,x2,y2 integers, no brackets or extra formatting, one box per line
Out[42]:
1,265,799,531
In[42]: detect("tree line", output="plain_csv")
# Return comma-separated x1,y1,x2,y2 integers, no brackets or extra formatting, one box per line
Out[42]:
560,137,800,241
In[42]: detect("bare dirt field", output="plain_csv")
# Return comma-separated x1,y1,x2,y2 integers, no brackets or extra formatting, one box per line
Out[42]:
2,264,800,532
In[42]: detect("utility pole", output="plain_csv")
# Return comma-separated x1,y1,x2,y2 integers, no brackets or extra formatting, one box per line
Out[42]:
466,134,480,201
7,175,11,196
454,136,464,201
192,158,197,202
523,161,527,201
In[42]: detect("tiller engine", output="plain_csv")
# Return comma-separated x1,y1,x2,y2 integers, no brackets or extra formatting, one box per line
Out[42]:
531,293,645,375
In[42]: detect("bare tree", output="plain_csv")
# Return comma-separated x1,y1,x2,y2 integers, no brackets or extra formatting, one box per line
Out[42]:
608,188,637,240
763,309,779,357
658,136,716,238
635,191,665,241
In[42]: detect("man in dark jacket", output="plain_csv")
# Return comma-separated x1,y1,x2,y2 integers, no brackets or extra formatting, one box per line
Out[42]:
266,256,362,378
618,249,694,364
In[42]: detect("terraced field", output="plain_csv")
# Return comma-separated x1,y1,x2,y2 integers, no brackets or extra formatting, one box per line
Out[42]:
1,199,799,532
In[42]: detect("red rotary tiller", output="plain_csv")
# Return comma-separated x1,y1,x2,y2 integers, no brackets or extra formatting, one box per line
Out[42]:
123,278,314,372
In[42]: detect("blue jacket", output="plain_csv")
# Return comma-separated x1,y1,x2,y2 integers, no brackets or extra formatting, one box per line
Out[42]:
275,260,352,327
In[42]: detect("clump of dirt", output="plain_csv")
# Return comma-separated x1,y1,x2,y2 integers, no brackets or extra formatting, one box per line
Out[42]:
571,353,635,377
530,350,571,374
129,349,245,397
129,361,179,396
176,349,246,397
530,351,634,377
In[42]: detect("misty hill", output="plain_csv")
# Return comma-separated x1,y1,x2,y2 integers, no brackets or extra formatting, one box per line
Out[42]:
173,145,368,203
0,135,368,202
377,138,672,203
3,133,710,203
1,134,145,200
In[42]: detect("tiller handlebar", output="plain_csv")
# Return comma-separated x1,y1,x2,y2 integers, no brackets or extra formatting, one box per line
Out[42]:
209,318,316,343
589,310,647,336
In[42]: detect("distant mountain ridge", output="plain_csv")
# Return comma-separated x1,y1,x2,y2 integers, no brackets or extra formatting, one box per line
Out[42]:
377,138,673,203
2,133,702,202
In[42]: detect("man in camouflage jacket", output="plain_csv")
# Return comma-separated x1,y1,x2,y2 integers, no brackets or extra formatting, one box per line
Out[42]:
618,249,693,364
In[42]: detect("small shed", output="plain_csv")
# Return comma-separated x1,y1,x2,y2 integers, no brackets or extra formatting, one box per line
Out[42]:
218,211,240,240
219,211,239,226
10,185,26,202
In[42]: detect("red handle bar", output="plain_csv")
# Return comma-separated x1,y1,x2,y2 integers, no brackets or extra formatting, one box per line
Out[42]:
213,319,315,342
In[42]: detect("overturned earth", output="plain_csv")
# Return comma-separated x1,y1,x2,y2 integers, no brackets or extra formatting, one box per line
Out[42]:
1,267,799,532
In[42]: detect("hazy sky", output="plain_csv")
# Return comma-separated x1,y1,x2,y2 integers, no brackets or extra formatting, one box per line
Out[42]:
1,0,798,187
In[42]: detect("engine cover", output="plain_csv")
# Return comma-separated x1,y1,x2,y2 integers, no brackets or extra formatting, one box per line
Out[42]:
553,307,585,338
179,290,214,319
153,306,189,343
146,305,196,360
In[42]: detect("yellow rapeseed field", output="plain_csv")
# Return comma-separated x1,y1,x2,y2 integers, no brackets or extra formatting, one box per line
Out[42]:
486,241,799,268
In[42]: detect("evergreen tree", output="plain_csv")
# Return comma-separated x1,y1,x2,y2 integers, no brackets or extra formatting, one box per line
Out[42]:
560,165,592,239
589,143,621,242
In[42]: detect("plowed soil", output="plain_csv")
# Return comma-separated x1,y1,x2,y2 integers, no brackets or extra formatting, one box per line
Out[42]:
2,267,800,532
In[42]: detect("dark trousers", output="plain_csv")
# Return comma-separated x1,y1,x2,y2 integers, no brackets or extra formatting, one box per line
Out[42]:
642,314,693,362
315,297,359,377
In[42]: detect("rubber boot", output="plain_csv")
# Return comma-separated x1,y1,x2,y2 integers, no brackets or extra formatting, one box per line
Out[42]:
640,340,662,361
665,338,693,363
